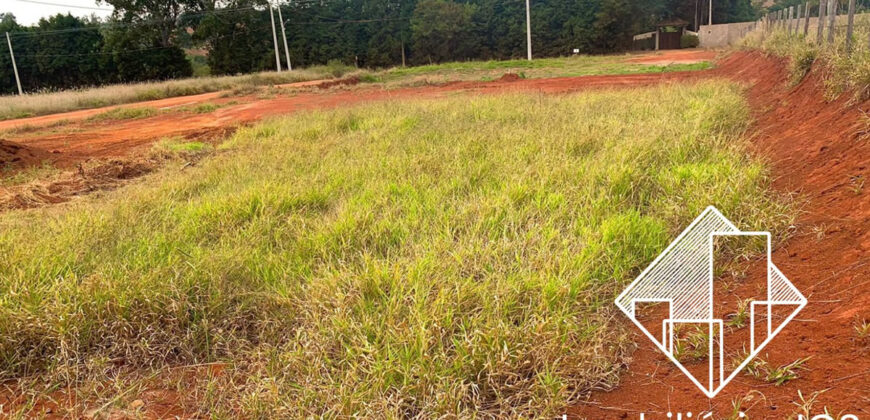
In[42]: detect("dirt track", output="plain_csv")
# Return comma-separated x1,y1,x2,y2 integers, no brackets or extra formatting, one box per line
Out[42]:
0,49,867,418
0,71,705,172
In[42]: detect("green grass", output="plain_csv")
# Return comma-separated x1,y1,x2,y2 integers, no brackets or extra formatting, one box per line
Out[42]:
0,54,714,122
87,107,158,121
0,81,791,417
0,65,363,121
374,54,712,86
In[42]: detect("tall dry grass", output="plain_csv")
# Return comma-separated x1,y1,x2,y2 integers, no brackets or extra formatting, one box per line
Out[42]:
0,64,360,121
0,81,792,417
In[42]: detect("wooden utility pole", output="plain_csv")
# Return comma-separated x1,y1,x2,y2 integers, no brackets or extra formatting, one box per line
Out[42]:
4,32,22,96
845,0,856,52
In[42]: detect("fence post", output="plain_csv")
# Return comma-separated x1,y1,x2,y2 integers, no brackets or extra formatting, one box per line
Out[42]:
796,5,803,35
845,0,856,52
788,6,794,34
826,0,836,45
817,0,827,44
803,1,811,36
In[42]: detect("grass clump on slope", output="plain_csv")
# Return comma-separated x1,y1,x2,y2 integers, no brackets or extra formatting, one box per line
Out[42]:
0,81,792,417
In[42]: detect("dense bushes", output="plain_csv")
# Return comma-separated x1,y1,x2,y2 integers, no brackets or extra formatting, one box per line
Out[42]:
681,33,700,48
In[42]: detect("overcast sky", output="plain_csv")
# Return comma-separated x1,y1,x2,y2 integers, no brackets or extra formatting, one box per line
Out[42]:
4,0,114,26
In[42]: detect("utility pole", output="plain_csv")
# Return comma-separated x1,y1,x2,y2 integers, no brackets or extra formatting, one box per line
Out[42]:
276,0,292,70
5,32,22,96
269,3,282,72
708,0,713,25
525,0,532,60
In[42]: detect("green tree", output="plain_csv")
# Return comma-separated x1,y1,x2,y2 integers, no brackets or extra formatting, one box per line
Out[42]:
411,0,477,64
195,0,275,75
98,0,193,80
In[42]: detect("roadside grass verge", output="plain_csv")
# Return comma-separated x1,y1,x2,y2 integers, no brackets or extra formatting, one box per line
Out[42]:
0,55,714,121
0,81,792,417
740,15,870,97
373,55,712,86
0,65,361,121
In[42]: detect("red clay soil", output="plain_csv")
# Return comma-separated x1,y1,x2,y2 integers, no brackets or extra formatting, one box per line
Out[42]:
0,70,706,174
571,52,870,419
0,139,56,169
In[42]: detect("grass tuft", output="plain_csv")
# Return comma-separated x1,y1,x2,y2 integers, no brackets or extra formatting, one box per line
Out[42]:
87,107,158,122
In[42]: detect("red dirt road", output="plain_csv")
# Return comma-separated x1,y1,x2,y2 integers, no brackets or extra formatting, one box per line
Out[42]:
0,71,706,172
572,52,870,419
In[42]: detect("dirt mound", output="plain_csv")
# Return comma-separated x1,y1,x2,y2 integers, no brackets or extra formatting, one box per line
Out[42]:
496,73,522,82
0,139,55,168
0,158,157,211
317,76,360,89
572,51,870,419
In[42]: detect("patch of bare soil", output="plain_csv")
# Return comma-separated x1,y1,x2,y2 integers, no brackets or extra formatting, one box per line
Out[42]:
0,139,55,169
497,73,522,82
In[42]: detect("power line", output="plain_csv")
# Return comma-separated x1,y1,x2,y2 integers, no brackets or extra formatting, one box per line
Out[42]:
15,0,113,11
8,5,260,38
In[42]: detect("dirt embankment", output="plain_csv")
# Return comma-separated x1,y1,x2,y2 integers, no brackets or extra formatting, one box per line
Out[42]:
572,51,870,419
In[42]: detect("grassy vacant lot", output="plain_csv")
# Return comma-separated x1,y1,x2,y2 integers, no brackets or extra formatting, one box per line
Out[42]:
373,55,710,85
0,54,711,122
0,65,354,121
0,81,790,417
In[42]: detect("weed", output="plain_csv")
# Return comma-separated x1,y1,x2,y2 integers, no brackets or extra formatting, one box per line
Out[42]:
790,389,827,420
765,357,811,386
855,318,870,342
727,299,751,329
188,103,220,114
87,107,157,121
848,175,864,195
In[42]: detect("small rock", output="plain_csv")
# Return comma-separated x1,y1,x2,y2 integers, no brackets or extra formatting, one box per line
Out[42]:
128,399,145,410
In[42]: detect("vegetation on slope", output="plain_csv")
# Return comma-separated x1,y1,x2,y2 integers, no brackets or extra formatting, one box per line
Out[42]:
0,81,791,417
741,15,870,97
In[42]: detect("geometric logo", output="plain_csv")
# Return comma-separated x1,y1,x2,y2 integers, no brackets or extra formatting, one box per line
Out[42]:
615,206,807,398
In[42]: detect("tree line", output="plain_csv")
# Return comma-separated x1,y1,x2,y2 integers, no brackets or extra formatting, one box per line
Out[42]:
2,0,760,94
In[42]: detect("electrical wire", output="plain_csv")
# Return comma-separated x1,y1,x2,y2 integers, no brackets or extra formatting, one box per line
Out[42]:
14,0,113,12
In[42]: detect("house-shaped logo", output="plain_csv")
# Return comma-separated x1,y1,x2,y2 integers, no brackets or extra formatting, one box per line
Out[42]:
615,206,806,398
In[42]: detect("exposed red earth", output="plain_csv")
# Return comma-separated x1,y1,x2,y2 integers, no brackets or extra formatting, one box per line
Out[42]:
0,49,866,418
572,52,870,419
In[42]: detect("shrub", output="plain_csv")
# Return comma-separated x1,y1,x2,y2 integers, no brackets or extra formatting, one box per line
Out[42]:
681,34,700,49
